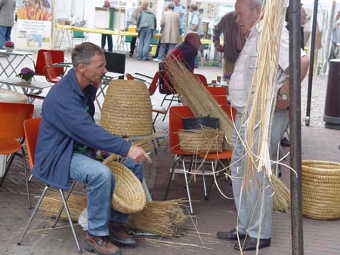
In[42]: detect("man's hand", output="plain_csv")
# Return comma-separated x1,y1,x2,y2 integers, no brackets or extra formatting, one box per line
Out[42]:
276,84,289,110
127,145,151,163
215,44,224,52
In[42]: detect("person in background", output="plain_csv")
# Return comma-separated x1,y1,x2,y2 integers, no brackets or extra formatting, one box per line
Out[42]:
213,11,246,81
173,0,186,35
101,0,113,52
129,1,143,57
158,3,181,61
0,0,16,48
189,4,201,32
33,42,150,255
330,11,340,59
216,0,309,251
136,0,157,61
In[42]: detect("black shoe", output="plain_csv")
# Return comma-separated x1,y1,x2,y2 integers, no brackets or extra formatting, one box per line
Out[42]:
216,228,246,240
280,137,290,147
109,222,136,247
234,237,271,251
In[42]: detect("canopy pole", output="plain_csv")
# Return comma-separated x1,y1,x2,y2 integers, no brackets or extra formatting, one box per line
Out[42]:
305,0,319,126
288,0,304,254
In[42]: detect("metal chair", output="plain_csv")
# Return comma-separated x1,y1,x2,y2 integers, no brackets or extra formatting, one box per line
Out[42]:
35,49,65,78
164,105,234,214
0,102,34,208
17,118,82,253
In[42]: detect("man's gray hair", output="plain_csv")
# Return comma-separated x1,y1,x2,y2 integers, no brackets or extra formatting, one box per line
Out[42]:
72,42,104,67
249,0,263,9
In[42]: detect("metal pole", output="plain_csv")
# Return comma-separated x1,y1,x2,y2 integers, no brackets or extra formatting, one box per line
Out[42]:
305,0,319,126
288,0,304,254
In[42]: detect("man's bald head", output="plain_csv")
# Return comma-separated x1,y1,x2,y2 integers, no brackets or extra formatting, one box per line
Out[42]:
184,32,201,50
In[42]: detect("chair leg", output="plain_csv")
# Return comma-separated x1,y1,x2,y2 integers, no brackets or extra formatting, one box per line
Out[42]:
182,159,194,214
17,185,49,246
58,189,82,253
21,147,32,209
52,182,76,228
163,156,180,200
0,153,16,187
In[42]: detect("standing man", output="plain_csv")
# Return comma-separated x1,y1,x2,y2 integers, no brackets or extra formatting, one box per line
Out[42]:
213,11,245,81
216,0,309,251
188,4,201,32
129,2,143,57
33,42,149,255
101,0,113,52
0,0,16,48
136,0,157,61
173,0,186,35
158,3,181,60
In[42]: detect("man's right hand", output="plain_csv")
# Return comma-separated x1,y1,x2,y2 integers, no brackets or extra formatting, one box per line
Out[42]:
127,145,150,162
215,45,224,52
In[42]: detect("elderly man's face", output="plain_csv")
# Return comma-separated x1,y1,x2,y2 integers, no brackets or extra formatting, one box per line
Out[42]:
81,53,107,88
235,0,261,35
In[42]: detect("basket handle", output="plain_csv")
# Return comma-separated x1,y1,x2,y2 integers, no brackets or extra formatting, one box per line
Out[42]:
102,153,121,164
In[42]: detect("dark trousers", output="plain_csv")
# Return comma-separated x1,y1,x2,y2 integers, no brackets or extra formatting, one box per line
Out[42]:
130,36,137,56
101,34,113,52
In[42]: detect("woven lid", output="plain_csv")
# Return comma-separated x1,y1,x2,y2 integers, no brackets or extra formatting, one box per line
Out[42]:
103,155,146,214
101,80,153,136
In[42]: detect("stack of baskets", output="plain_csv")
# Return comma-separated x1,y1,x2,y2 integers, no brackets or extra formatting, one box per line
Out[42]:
302,160,340,220
100,80,153,150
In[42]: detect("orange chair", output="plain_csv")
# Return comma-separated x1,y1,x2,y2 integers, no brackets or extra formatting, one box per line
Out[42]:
35,49,64,77
206,86,229,106
164,105,234,214
43,51,62,83
17,118,81,252
0,102,34,207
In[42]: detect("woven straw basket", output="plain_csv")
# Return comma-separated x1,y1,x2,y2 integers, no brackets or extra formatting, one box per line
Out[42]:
178,128,223,153
302,160,340,220
101,80,152,136
103,155,146,214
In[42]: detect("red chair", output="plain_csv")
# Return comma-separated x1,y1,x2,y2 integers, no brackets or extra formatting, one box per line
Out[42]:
0,102,34,208
195,73,208,86
43,51,62,83
164,105,234,214
206,86,229,106
35,49,64,77
18,118,81,252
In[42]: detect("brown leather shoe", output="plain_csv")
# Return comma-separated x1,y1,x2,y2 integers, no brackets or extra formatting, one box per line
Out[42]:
84,233,121,255
109,222,136,246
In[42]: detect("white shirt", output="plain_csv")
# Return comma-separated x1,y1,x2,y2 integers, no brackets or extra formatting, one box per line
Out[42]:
229,23,290,113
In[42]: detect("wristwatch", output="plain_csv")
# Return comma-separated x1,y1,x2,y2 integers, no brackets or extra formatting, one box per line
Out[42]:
279,93,288,101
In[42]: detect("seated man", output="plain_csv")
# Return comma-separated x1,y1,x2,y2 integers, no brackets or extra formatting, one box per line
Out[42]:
159,32,201,94
33,42,149,255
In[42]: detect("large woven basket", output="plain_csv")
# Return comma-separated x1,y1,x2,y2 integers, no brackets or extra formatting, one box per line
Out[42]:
101,80,153,136
178,128,223,153
302,160,340,220
103,155,146,214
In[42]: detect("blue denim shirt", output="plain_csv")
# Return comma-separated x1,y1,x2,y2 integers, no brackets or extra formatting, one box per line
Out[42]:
32,69,131,189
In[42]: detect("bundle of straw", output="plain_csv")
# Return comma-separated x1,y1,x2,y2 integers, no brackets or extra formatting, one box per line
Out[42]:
271,175,290,212
128,199,189,237
165,58,234,150
40,191,87,221
242,0,286,181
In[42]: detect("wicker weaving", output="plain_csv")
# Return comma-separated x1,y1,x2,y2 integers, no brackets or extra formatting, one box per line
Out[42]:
101,80,153,136
302,160,340,220
178,128,223,153
103,155,146,214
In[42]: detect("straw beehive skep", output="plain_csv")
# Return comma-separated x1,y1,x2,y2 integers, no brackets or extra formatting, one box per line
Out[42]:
165,58,234,149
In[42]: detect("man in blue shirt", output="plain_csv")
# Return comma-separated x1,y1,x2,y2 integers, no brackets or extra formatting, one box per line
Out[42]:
33,42,148,255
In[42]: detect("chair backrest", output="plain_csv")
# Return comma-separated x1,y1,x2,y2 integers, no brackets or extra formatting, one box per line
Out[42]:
0,102,34,140
105,52,126,74
194,74,208,87
43,51,60,83
206,86,228,106
126,72,160,96
35,49,64,76
23,118,41,169
169,106,194,154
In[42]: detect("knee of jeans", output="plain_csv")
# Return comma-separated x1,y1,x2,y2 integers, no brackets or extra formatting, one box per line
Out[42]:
93,165,114,185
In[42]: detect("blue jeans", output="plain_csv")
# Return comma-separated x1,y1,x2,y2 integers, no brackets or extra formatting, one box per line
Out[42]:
0,26,12,48
69,153,144,236
137,28,153,60
158,43,176,60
